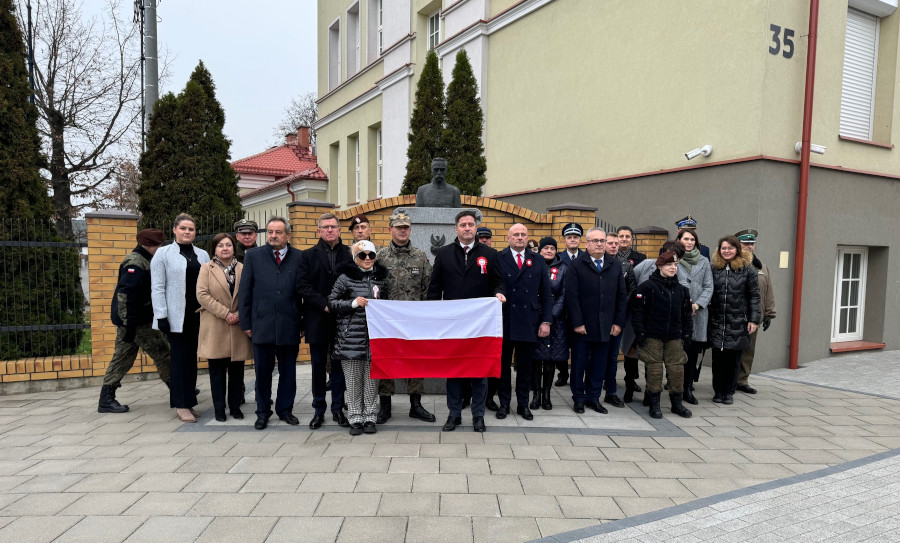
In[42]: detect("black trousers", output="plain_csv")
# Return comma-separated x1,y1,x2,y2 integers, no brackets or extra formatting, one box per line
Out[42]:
683,341,707,390
207,358,244,413
168,313,199,409
447,377,487,418
253,343,298,418
711,348,741,395
489,340,535,408
310,342,345,415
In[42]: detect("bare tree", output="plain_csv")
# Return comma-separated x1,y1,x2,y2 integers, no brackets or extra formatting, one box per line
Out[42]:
17,0,142,232
273,91,317,148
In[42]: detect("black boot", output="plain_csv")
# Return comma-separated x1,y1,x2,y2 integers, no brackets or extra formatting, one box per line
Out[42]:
541,388,552,410
683,388,699,405
648,391,662,419
376,396,391,424
98,385,129,413
409,393,436,422
670,392,692,418
642,388,650,407
623,380,636,403
530,389,541,410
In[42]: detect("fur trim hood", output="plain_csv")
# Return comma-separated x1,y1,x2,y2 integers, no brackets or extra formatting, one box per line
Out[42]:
711,250,752,271
335,260,389,281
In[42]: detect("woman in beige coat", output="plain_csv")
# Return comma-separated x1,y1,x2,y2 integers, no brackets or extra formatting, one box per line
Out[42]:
197,233,252,422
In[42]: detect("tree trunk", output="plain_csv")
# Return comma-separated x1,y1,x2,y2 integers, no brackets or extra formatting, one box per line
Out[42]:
48,110,73,237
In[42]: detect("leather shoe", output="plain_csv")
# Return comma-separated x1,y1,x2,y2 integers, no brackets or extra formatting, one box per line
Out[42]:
585,400,608,414
279,413,300,425
485,398,500,412
516,406,533,420
723,394,734,405
442,416,462,431
308,413,325,429
573,402,585,414
333,411,350,427
737,384,757,394
495,405,509,419
230,408,244,419
349,423,363,436
554,375,568,387
363,421,377,434
254,416,268,430
604,394,625,408
473,416,486,432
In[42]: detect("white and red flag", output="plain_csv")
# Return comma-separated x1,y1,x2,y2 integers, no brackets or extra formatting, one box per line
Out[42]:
365,298,502,379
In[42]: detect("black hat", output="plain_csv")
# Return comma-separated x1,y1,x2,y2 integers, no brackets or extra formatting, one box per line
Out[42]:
562,222,583,237
675,215,697,229
538,237,557,252
476,226,492,239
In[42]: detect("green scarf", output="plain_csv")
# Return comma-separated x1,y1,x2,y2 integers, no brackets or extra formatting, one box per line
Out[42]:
681,248,701,272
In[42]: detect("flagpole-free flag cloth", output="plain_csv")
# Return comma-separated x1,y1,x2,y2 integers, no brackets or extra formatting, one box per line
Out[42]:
365,298,502,379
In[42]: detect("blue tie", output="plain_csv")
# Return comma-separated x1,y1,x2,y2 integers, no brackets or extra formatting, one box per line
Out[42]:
595,259,603,271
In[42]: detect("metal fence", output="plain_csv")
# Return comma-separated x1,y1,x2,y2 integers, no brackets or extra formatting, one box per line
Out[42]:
595,217,618,235
137,208,285,251
0,219,88,361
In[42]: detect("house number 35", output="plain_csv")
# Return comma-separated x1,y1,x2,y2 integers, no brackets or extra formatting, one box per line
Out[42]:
769,24,795,59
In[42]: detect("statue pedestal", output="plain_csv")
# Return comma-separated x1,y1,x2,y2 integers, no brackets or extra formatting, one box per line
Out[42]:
397,207,482,261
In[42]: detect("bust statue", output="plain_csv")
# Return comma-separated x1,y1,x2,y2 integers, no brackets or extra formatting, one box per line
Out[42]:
415,157,461,208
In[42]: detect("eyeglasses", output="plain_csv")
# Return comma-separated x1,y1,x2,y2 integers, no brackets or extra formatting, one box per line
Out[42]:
356,252,377,260
586,238,606,244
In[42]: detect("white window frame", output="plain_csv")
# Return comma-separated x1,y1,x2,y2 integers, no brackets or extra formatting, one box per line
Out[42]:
346,2,361,77
831,246,868,342
354,137,361,203
328,18,341,90
428,11,441,51
377,0,384,54
840,8,880,140
376,129,383,198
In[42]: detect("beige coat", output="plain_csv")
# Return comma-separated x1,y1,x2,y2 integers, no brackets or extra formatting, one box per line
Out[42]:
197,261,253,361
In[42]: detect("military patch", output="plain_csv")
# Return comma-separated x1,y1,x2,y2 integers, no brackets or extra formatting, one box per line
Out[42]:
410,267,420,275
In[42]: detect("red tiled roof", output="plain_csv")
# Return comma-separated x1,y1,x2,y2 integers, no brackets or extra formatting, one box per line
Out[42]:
232,143,320,177
240,166,328,199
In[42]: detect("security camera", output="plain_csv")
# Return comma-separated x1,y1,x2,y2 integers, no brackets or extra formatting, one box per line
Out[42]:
794,142,826,155
685,145,712,160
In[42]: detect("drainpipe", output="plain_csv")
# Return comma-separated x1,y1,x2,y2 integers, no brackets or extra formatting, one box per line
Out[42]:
789,0,820,370
286,185,296,202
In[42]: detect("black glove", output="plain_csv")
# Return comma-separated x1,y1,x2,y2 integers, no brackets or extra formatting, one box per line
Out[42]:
123,326,136,343
157,318,170,334
763,317,771,331
637,335,647,348
682,338,692,352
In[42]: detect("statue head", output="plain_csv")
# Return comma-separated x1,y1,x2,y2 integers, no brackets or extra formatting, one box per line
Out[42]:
431,157,447,185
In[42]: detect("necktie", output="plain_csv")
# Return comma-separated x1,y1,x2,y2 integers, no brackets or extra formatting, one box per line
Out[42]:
517,253,523,270
596,259,603,271
275,251,282,265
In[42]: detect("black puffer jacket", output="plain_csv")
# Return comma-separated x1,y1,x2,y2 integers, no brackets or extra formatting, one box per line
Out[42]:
534,257,568,362
708,251,761,351
328,262,390,362
631,270,693,342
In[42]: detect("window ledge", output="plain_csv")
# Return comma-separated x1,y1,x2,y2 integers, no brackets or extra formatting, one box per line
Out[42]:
838,135,894,149
830,340,886,353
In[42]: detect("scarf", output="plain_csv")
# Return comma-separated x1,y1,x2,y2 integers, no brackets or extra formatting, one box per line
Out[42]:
213,257,236,286
681,248,701,273
616,249,633,263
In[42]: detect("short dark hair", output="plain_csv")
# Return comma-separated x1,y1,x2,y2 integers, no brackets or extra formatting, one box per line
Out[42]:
717,235,742,258
676,228,699,246
455,210,477,225
659,240,685,259
209,232,237,255
617,225,635,237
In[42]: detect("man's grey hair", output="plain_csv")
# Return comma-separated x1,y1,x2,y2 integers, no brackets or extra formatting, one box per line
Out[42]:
266,216,291,234
318,212,338,225
586,226,606,239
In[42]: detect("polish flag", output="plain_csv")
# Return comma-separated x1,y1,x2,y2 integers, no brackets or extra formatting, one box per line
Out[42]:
366,298,502,379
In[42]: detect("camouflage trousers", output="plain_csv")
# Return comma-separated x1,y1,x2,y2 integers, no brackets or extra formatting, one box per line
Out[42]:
103,324,171,387
638,338,687,393
378,378,425,397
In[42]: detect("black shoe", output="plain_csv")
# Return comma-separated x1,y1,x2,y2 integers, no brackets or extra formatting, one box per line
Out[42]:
376,396,392,424
333,411,350,427
737,384,757,394
214,409,226,422
485,398,499,412
670,392,693,418
516,406,533,420
604,394,625,408
363,421,377,434
442,416,462,432
683,389,699,405
408,394,436,422
530,390,542,410
632,383,642,392
623,382,635,404
309,413,325,429
254,416,268,430
279,413,300,425
554,375,568,387
495,404,509,420
230,408,244,419
541,389,552,410
573,402,585,414
473,416,486,432
585,400,608,414
723,394,734,405
98,385,129,414
648,391,663,419
349,423,363,436
712,394,724,403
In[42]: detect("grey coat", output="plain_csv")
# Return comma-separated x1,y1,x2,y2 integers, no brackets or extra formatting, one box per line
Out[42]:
678,256,714,342
151,242,210,333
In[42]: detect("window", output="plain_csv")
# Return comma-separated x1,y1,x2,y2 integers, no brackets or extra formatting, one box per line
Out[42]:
831,247,868,342
428,11,440,51
366,0,379,63
346,3,360,77
354,137,361,203
840,8,879,140
328,19,341,90
376,129,383,198
378,0,384,54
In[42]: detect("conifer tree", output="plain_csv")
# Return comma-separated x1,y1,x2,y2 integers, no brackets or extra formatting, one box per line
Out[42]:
443,50,486,196
138,61,242,234
401,49,444,195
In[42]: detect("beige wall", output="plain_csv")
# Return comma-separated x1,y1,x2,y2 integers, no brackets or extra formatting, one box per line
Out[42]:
317,95,383,206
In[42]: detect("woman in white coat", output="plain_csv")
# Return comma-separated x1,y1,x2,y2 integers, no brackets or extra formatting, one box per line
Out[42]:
676,229,713,405
151,214,210,422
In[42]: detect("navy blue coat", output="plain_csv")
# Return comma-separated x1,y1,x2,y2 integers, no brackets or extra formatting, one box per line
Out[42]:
297,238,353,344
427,240,505,301
564,253,628,343
534,257,568,362
238,244,304,345
560,249,585,265
498,248,552,343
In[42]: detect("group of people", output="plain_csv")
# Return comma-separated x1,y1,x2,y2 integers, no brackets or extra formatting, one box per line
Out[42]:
98,209,776,433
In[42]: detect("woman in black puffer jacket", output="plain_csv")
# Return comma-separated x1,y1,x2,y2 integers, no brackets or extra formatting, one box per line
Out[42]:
328,240,390,435
531,238,568,411
707,236,761,405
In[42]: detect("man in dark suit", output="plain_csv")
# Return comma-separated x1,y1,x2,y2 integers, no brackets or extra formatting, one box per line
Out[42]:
556,222,584,388
428,210,506,432
564,227,628,414
238,217,304,430
297,212,353,429
487,224,552,421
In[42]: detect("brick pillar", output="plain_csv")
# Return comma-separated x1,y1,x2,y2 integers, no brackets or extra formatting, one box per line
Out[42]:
546,203,598,246
633,226,670,260
288,199,336,250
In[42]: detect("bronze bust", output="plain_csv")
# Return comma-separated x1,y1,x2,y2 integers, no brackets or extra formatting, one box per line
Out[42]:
416,158,461,208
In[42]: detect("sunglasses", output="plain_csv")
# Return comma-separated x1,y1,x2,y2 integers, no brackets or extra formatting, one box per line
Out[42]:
356,252,377,261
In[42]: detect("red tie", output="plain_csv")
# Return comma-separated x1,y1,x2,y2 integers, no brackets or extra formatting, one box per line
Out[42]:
517,253,523,269
275,251,282,264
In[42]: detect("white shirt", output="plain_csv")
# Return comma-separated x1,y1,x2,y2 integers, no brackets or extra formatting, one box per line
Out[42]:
568,250,579,260
459,242,474,252
591,256,604,269
511,249,526,264
274,246,288,261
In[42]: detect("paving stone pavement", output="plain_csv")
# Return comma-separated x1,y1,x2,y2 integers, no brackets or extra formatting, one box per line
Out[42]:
0,351,898,543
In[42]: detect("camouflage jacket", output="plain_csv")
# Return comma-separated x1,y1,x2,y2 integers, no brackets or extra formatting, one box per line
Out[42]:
110,246,155,327
378,241,432,301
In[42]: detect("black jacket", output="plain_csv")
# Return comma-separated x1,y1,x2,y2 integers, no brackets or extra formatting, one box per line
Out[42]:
708,251,761,350
564,253,628,343
238,244,304,345
631,270,694,342
328,262,390,362
111,245,155,327
617,248,647,267
498,248,553,343
534,257,569,362
427,240,505,301
298,238,353,344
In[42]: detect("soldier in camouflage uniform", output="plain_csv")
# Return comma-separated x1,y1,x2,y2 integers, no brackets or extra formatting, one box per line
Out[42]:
99,229,171,413
375,211,437,424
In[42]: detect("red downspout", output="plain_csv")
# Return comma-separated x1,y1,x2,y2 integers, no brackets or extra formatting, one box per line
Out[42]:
286,185,296,202
789,0,820,370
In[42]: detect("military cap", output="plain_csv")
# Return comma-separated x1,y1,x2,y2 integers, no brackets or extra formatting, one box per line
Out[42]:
136,228,165,247
735,229,759,243
476,226,493,239
389,211,411,227
655,250,679,267
349,214,370,232
675,215,697,229
562,222,583,237
233,218,258,233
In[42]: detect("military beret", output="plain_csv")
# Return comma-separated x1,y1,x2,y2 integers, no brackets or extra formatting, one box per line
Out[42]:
349,214,370,232
136,228,165,247
656,250,679,267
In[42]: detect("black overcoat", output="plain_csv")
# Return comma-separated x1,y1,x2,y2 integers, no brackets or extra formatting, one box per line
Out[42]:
498,248,552,343
238,244,303,345
427,240,505,301
297,238,353,345
564,253,627,343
